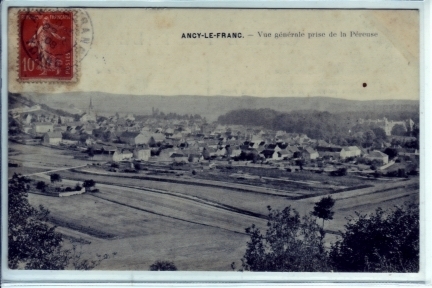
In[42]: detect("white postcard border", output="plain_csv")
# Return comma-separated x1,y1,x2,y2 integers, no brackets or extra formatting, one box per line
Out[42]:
1,0,431,285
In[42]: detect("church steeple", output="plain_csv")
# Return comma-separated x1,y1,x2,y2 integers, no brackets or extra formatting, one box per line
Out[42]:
89,97,94,110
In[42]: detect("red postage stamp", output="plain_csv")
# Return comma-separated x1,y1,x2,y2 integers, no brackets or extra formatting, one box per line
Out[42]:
19,10,75,81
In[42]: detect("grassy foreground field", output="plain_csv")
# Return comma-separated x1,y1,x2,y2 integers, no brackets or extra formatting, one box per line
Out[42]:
27,175,419,270
28,192,251,270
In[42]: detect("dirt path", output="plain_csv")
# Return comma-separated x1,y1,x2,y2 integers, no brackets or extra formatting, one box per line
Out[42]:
299,178,418,203
21,164,88,177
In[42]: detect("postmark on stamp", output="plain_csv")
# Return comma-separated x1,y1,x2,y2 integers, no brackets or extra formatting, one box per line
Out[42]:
19,10,76,82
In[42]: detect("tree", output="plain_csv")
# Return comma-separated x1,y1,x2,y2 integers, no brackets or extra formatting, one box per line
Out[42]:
391,124,407,136
148,136,156,147
87,147,95,158
311,196,336,228
149,260,177,271
364,130,376,147
8,174,115,269
188,154,194,163
9,174,71,269
225,145,233,157
239,206,330,272
102,131,112,142
82,179,96,192
330,167,347,176
134,163,141,170
36,181,47,192
384,147,398,160
50,173,62,183
371,127,387,141
79,134,88,144
329,203,419,272
202,148,210,160
295,159,304,170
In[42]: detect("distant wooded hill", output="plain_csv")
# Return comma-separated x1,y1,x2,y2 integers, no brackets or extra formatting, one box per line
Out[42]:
217,108,419,143
19,92,418,122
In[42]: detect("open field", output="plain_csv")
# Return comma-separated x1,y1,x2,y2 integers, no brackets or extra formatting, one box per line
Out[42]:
28,193,250,270
8,166,51,176
8,142,92,170
58,170,301,215
27,178,418,270
11,143,420,270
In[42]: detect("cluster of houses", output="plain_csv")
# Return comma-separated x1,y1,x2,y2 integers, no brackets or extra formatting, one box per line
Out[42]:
11,99,405,167
33,120,391,166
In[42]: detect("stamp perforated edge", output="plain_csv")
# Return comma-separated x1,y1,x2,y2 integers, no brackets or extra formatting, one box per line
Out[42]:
16,8,79,83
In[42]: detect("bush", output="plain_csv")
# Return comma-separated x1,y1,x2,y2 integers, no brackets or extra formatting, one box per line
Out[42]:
384,148,398,160
398,168,406,177
374,170,382,178
65,187,72,192
330,203,419,272
111,163,119,168
83,179,96,192
408,169,418,176
149,260,177,271
36,181,47,191
134,163,141,170
386,170,399,177
330,168,347,176
345,157,355,163
50,173,62,183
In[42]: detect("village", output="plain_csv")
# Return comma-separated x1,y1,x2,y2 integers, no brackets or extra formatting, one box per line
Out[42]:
9,95,420,184
9,97,419,182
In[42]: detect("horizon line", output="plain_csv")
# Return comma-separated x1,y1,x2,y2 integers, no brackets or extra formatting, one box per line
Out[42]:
17,91,419,102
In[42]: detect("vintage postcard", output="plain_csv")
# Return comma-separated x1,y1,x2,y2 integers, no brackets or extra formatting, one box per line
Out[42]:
2,4,428,284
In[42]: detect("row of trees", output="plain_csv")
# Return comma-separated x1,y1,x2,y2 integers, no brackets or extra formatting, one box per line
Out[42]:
34,174,97,193
217,109,418,148
238,197,419,272
151,107,205,122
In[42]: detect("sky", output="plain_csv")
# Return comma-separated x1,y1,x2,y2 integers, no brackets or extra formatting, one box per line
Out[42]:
9,9,419,101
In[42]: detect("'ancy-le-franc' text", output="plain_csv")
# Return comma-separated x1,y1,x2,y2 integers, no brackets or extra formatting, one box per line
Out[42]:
181,33,243,39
